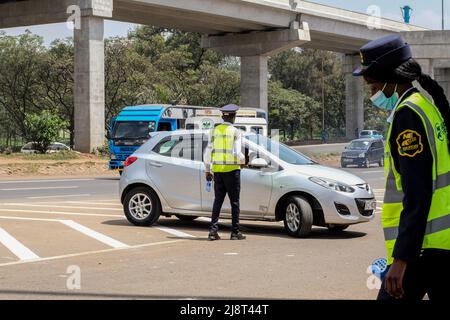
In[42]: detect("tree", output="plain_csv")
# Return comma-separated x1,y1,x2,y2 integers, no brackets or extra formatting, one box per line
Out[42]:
24,110,68,153
269,49,346,137
268,81,321,140
0,31,47,137
39,38,75,146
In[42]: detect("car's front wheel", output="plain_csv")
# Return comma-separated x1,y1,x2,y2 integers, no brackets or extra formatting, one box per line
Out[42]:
123,187,161,226
283,196,313,238
364,158,370,168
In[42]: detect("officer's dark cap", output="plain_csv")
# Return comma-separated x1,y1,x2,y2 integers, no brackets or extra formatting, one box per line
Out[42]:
220,104,240,116
353,34,412,78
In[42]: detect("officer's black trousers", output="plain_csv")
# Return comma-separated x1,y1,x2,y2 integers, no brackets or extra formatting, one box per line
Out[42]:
377,249,450,301
210,170,240,234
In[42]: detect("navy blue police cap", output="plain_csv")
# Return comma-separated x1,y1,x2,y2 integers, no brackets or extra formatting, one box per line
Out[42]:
220,104,240,115
353,34,412,77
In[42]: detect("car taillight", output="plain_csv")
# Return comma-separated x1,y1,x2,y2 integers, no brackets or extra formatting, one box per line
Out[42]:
124,156,138,167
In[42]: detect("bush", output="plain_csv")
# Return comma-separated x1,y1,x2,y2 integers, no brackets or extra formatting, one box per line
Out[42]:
24,110,68,154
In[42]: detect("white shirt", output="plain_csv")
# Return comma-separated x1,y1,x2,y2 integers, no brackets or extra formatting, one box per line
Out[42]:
387,87,416,124
203,122,245,173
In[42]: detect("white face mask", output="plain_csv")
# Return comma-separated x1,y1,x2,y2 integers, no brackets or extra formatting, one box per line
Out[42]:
370,83,399,111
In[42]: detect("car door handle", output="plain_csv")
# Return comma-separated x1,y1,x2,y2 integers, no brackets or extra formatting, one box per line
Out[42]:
148,161,163,167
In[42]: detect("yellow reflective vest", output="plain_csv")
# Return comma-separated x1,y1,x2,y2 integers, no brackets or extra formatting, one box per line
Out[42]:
382,92,450,265
211,124,241,173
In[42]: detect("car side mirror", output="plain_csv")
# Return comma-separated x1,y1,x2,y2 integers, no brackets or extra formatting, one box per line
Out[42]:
249,158,269,168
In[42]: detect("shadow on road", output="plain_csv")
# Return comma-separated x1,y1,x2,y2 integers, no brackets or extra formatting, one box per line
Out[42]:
102,218,367,240
0,289,264,300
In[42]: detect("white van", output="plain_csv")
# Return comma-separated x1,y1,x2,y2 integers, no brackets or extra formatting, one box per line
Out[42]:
185,108,268,136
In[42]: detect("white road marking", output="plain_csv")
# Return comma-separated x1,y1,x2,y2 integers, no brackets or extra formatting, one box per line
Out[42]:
27,194,91,200
65,201,122,206
224,252,239,255
361,170,384,174
0,239,184,268
0,186,79,191
0,208,121,218
155,226,196,238
373,189,386,192
0,216,61,222
0,227,40,261
2,203,122,211
0,179,94,184
59,220,128,249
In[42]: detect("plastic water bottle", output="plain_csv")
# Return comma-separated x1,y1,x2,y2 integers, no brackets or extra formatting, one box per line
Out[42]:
371,258,388,280
206,180,212,193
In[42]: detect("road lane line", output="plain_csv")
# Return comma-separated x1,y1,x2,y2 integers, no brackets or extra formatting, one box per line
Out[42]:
59,220,128,249
2,203,123,211
0,179,94,184
0,239,184,268
27,194,91,199
0,209,121,218
0,186,79,191
65,201,122,206
0,227,40,261
155,225,196,238
0,216,61,222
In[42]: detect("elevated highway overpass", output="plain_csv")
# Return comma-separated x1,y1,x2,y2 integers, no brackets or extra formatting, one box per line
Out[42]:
1,0,443,152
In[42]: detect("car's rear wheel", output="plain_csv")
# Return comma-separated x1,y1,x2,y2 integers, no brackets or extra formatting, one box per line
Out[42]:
123,187,160,226
283,196,313,238
327,224,349,232
175,215,198,221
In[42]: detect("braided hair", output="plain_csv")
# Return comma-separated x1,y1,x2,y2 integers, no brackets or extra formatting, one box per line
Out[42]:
392,59,450,151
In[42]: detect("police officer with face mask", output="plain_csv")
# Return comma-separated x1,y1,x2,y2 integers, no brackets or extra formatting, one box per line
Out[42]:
354,34,450,301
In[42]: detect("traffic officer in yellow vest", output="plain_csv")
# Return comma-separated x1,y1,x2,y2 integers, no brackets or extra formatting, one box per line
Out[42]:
204,104,246,241
354,34,450,300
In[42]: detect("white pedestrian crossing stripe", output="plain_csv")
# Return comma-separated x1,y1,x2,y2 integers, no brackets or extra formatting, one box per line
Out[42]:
0,227,40,261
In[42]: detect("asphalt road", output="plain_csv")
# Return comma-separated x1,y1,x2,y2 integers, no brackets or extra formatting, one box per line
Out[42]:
0,165,387,300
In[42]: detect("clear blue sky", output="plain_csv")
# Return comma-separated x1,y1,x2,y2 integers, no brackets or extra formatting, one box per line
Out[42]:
0,0,447,46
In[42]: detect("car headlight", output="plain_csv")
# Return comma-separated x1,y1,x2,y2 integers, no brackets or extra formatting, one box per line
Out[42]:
358,153,366,158
309,177,355,193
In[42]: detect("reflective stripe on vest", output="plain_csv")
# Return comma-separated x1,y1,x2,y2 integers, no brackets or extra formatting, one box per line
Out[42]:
382,92,450,265
211,124,240,172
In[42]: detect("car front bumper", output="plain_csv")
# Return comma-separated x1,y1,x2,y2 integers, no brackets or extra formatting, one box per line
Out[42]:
315,186,376,225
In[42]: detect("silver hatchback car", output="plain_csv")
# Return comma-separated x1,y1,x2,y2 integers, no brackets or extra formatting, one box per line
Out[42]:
119,130,376,237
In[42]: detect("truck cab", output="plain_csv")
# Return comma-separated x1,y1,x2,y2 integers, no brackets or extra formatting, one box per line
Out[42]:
108,104,199,172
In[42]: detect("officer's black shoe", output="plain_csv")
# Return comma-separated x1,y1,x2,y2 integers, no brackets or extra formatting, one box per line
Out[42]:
230,232,246,240
208,232,221,241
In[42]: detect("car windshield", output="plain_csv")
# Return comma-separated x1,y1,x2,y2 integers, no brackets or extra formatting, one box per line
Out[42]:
112,121,155,139
348,141,370,150
245,134,314,165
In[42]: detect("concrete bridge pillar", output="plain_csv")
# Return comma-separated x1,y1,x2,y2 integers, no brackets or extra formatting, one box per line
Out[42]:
202,21,311,116
240,56,269,112
74,15,105,153
434,68,450,99
343,54,364,139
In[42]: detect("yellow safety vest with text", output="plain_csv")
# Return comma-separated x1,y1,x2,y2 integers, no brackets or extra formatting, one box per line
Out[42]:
383,92,450,265
211,124,241,173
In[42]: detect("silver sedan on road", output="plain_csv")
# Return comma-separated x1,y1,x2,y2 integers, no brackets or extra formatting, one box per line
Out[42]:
119,130,376,237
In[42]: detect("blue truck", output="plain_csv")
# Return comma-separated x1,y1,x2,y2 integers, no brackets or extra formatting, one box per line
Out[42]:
108,104,199,173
